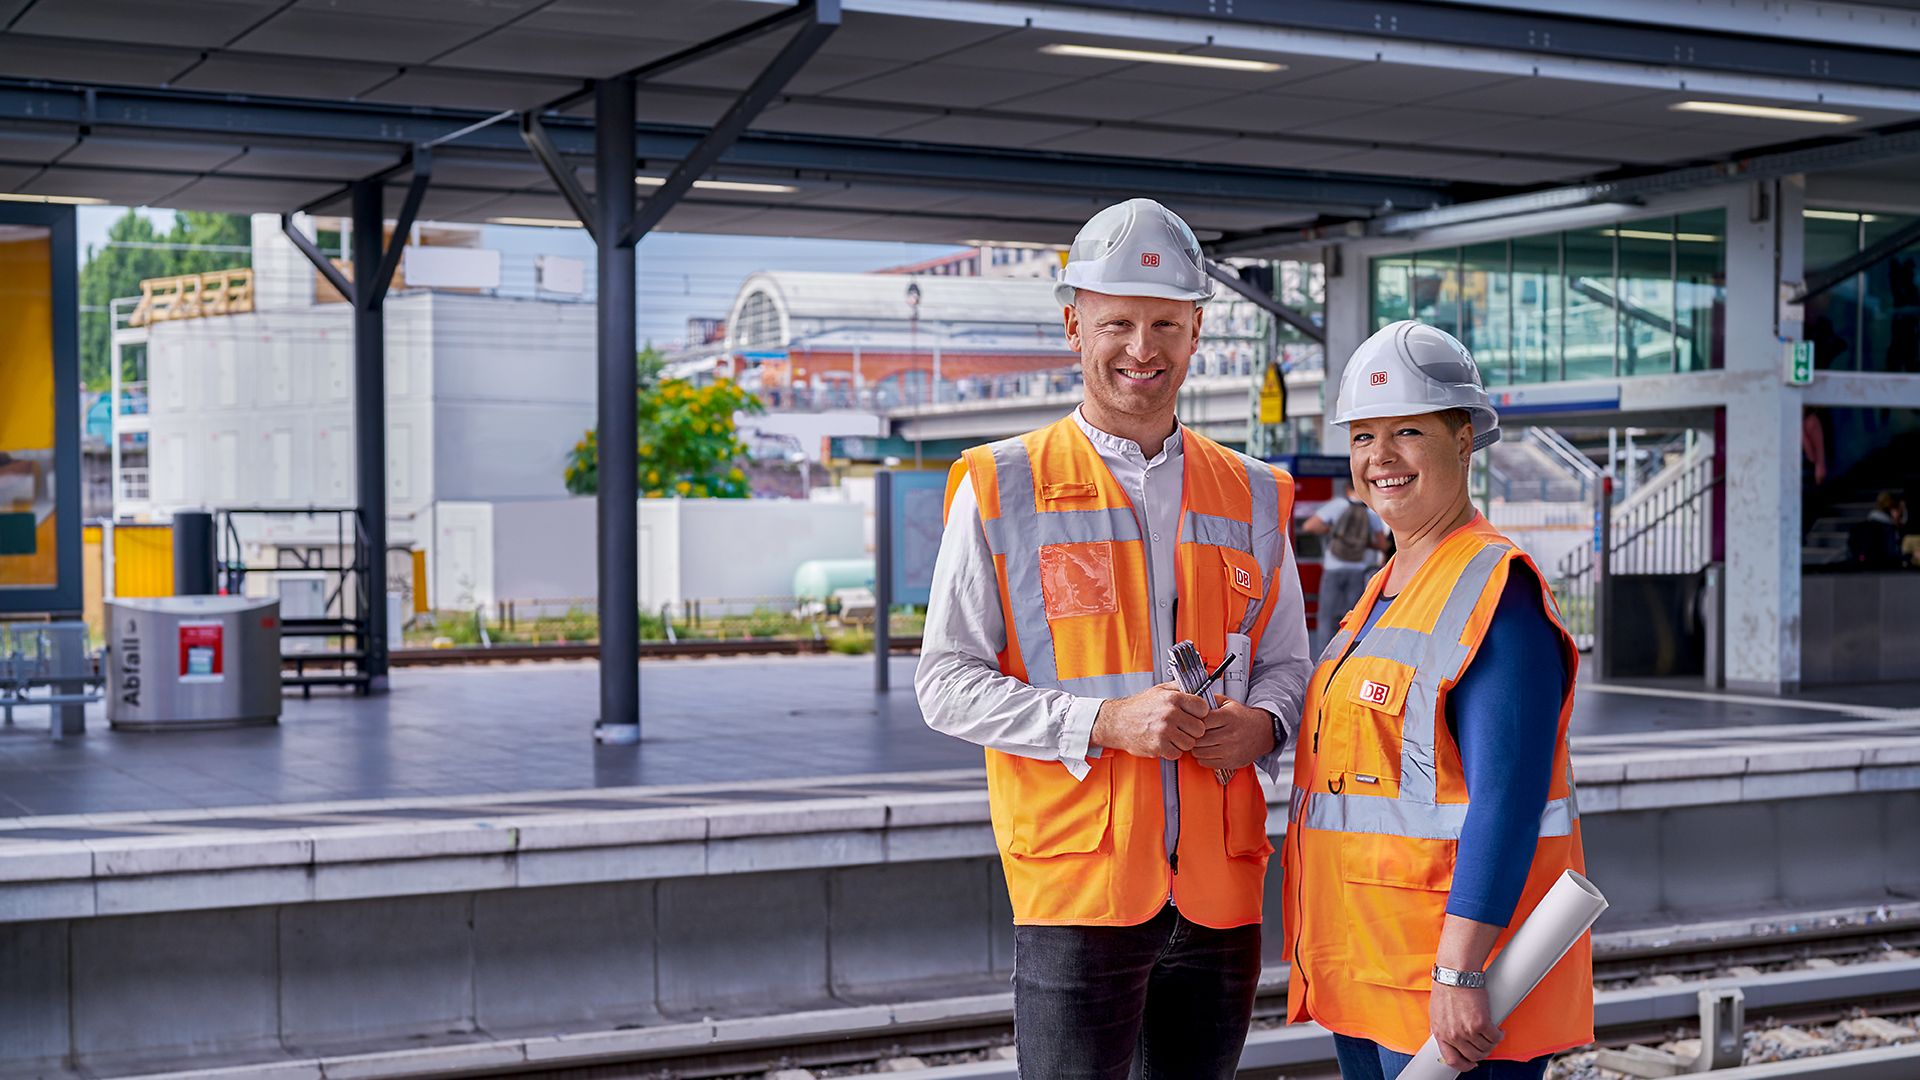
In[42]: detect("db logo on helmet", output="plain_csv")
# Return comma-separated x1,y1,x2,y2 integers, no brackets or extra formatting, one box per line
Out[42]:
1369,371,1389,386
1140,252,1160,267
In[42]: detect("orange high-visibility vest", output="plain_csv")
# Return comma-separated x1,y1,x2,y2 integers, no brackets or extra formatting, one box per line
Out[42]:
946,414,1295,929
1281,516,1591,1059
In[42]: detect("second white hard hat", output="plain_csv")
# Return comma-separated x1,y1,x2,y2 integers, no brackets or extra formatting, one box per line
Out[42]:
1053,198,1213,307
1333,320,1500,450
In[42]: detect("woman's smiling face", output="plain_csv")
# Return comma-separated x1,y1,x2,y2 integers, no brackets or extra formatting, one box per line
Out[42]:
1346,411,1473,531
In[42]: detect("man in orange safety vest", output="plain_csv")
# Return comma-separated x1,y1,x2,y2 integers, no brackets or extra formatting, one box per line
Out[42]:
917,198,1312,1078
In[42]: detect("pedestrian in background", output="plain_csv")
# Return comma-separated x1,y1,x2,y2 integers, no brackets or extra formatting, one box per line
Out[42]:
1848,490,1907,569
1283,321,1592,1079
917,199,1311,1079
1301,478,1387,656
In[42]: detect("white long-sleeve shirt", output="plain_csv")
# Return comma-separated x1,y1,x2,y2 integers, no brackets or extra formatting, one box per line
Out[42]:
915,409,1312,792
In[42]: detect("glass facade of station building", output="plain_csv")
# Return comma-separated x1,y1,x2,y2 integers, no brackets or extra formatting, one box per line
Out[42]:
1371,207,1920,383
1370,211,1729,384
1802,208,1920,374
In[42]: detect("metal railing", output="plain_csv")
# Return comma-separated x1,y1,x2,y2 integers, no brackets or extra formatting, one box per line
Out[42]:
0,621,100,737
1524,426,1604,501
1553,455,1721,649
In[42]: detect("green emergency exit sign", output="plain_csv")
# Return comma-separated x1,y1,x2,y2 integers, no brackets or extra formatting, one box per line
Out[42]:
1785,340,1814,386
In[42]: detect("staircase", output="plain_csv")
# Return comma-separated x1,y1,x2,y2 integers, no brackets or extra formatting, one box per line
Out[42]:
1553,452,1722,650
218,508,375,696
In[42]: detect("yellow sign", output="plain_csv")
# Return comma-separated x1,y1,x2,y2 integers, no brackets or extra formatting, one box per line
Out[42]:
1258,363,1286,425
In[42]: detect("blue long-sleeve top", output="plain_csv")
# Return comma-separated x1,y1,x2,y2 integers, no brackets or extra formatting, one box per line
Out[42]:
1349,563,1565,927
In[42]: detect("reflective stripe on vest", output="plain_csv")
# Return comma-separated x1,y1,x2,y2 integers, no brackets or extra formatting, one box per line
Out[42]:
1240,456,1284,635
1295,541,1580,841
981,436,1157,694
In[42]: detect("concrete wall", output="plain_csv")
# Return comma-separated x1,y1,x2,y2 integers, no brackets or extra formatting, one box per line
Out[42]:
144,290,595,521
490,496,598,604
428,501,493,611
7,760,1912,1068
1800,572,1920,685
146,298,434,518
640,498,864,610
428,293,596,502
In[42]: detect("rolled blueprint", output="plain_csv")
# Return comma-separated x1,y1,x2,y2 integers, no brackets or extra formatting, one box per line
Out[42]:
1397,870,1608,1080
1222,632,1252,707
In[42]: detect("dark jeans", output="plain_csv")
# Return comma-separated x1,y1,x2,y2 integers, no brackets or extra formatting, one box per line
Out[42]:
1332,1033,1551,1080
1012,903,1261,1080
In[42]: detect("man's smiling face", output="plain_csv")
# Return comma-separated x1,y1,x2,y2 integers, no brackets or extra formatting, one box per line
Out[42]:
1064,289,1203,430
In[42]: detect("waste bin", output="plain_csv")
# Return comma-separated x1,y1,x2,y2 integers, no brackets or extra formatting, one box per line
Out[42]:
105,596,281,729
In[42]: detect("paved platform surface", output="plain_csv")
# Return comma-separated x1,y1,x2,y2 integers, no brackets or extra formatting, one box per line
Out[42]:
0,655,1912,819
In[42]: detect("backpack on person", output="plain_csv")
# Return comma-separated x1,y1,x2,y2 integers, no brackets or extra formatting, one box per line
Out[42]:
1328,499,1374,563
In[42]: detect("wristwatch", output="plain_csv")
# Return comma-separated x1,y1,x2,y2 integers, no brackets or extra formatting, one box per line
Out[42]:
1432,964,1488,989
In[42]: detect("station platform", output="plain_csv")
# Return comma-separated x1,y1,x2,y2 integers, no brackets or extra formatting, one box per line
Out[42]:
2,654,1918,1079
0,654,1913,820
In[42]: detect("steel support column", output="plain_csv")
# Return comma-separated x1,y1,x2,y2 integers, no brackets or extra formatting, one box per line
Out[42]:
282,150,431,693
518,3,839,742
593,75,640,743
350,181,392,690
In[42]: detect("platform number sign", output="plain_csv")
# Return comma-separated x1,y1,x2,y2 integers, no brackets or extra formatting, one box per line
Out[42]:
1785,340,1814,386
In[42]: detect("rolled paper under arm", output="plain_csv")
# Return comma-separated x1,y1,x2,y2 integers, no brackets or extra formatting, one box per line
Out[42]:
1395,870,1609,1080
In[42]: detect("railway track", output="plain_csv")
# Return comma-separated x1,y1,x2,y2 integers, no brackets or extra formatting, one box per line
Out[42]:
378,637,925,666
277,910,1916,1080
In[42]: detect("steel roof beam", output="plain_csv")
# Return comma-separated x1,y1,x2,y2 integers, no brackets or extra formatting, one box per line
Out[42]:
0,81,1450,215
519,112,600,240
280,214,356,303
626,0,841,245
1062,0,1920,92
1372,125,1920,236
543,4,821,115
1203,260,1324,344
370,149,433,306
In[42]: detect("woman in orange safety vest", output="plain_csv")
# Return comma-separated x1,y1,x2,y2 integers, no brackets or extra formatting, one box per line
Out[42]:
1282,321,1591,1079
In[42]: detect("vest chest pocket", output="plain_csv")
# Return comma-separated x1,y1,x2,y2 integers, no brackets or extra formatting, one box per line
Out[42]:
1331,656,1414,789
1038,541,1120,620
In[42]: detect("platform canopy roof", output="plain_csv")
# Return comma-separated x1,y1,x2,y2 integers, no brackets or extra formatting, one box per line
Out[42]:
5,0,1920,252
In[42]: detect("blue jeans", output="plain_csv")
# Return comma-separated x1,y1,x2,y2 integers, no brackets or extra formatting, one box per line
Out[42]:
1013,903,1261,1079
1333,1034,1551,1080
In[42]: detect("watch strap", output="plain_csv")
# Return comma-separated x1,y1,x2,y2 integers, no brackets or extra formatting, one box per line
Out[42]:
1431,964,1487,989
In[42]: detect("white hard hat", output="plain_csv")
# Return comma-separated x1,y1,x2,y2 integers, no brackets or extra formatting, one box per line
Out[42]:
1053,198,1212,307
1333,320,1500,450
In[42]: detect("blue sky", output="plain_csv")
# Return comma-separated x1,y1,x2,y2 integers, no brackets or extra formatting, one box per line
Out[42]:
79,205,961,348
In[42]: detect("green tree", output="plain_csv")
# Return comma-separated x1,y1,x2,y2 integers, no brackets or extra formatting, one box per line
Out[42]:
79,210,252,390
565,347,762,498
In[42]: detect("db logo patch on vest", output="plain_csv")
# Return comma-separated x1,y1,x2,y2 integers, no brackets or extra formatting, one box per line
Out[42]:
1358,679,1392,706
1370,371,1389,386
1141,252,1160,267
1233,566,1253,590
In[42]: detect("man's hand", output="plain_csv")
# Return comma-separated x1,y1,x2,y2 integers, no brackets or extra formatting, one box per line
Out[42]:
1193,697,1276,771
1430,983,1501,1072
1092,683,1209,760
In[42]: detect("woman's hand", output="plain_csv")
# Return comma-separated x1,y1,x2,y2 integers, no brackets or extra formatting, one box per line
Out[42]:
1431,914,1505,1071
1429,983,1501,1072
